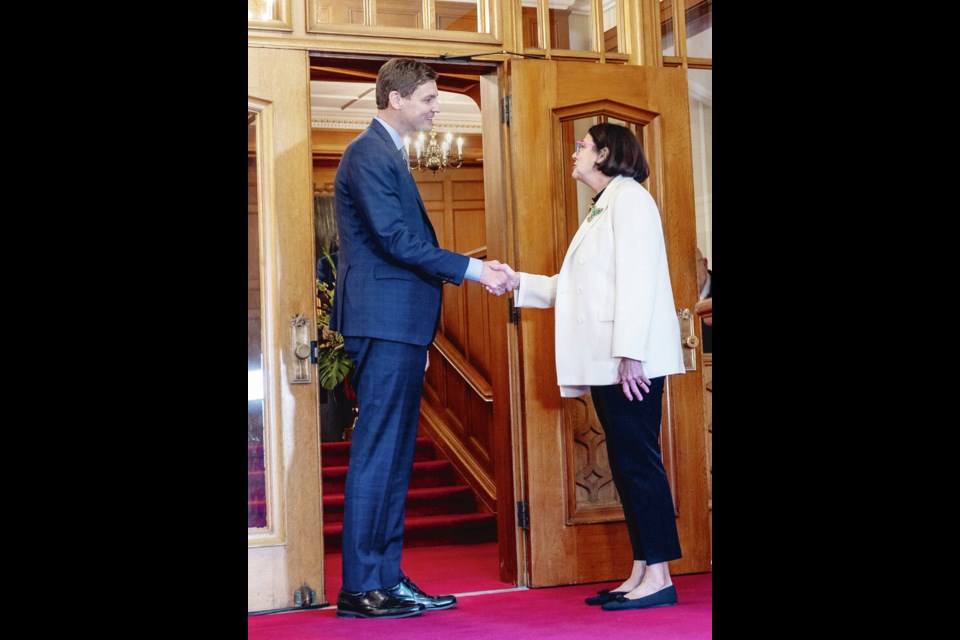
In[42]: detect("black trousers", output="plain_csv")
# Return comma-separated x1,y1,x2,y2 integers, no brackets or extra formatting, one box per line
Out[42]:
590,377,682,564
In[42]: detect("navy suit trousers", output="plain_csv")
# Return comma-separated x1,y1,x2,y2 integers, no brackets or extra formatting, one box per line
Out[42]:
590,377,682,564
340,336,427,592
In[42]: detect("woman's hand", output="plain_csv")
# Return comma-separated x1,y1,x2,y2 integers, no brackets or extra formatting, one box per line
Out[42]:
489,262,521,292
617,357,651,401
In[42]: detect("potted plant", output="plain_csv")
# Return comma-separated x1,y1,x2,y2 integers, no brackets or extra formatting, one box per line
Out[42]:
316,249,353,390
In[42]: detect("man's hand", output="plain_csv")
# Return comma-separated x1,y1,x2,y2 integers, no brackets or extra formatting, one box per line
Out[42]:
489,262,520,292
616,357,651,401
480,260,510,295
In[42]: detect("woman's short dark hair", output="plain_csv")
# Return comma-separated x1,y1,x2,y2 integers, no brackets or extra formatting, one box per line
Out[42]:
376,58,439,109
588,123,650,183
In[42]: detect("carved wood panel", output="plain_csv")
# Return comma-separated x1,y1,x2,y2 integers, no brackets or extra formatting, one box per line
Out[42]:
563,395,620,525
563,391,678,525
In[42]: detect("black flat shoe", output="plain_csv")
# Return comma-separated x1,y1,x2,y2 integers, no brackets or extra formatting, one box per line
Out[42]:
585,589,628,606
336,589,425,618
387,576,457,611
601,585,678,611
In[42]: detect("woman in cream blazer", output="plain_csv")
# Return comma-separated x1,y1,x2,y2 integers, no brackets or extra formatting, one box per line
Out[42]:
496,124,684,611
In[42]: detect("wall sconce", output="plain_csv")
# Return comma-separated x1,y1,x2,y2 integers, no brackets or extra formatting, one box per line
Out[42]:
403,129,463,174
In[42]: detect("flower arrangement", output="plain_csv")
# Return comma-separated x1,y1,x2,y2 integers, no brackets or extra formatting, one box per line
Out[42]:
316,249,353,390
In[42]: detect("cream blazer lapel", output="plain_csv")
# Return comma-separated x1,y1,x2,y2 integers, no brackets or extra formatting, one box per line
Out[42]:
563,176,631,262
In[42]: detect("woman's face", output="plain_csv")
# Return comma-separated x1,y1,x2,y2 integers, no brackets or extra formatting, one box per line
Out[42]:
571,133,599,183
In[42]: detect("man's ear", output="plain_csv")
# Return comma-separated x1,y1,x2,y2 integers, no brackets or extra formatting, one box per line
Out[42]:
388,90,404,110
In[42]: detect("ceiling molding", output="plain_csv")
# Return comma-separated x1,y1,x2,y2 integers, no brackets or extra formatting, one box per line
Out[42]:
311,115,482,134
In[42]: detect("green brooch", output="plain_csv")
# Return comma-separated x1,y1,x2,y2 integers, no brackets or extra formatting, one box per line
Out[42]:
586,205,605,222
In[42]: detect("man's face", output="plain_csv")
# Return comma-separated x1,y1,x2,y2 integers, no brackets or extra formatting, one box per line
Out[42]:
394,80,440,135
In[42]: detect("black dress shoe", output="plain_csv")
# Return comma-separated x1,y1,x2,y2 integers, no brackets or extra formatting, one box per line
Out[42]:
584,589,628,606
336,589,425,618
601,585,678,611
386,576,457,611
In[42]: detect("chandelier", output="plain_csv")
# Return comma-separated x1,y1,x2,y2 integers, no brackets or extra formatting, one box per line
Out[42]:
403,129,463,174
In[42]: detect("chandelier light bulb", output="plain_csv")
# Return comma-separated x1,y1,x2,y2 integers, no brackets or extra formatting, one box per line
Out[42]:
408,128,464,175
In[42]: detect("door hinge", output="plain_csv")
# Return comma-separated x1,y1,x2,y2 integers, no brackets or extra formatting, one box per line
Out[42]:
509,298,520,324
501,95,511,125
517,500,529,530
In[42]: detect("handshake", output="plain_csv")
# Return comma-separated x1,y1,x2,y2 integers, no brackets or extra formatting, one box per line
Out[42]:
479,261,520,296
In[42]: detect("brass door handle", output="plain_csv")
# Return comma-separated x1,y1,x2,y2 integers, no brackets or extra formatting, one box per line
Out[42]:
289,314,312,384
677,308,699,371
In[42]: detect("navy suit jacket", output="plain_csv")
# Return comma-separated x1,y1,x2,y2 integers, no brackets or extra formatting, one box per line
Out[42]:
331,119,470,347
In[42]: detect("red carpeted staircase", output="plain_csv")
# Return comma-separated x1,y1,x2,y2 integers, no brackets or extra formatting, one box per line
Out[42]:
248,443,267,528
321,436,497,550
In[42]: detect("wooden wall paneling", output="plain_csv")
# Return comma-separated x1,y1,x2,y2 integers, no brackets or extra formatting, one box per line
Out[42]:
443,366,469,434
470,392,493,457
424,343,442,406
605,26,618,52
703,352,711,565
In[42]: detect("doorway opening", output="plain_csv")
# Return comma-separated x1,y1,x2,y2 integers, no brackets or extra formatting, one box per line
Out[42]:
306,53,519,601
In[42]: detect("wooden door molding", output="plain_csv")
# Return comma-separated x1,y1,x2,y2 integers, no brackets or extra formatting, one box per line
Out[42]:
248,47,324,613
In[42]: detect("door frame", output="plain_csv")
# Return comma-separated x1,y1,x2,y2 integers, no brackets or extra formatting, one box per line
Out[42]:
305,52,524,586
248,47,326,613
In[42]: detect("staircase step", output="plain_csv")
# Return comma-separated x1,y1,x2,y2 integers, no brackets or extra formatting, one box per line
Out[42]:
314,433,496,551
320,437,436,468
322,459,455,494
322,485,477,523
248,444,265,471
323,512,496,551
248,499,267,528
248,471,266,501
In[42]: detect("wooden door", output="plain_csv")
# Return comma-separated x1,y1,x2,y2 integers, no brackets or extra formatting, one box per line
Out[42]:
504,59,709,586
248,48,325,612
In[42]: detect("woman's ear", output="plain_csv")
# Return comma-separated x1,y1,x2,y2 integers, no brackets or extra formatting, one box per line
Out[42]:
596,148,609,164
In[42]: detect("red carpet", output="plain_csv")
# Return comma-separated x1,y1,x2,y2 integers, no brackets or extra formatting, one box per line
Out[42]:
322,542,511,606
248,572,712,639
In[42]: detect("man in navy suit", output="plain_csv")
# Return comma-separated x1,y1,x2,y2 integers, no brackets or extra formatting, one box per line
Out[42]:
330,58,510,619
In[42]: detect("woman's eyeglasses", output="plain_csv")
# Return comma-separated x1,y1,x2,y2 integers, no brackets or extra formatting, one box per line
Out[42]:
574,140,597,154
